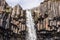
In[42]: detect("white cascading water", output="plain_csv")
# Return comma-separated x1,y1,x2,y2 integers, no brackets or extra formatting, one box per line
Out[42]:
26,10,37,40
5,0,44,40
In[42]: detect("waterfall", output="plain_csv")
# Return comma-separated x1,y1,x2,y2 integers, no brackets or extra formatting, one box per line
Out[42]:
26,10,37,40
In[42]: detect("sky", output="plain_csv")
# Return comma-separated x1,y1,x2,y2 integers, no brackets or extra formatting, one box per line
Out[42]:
6,0,44,10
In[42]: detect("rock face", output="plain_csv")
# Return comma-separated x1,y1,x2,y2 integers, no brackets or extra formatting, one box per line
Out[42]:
33,0,60,30
0,0,60,40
